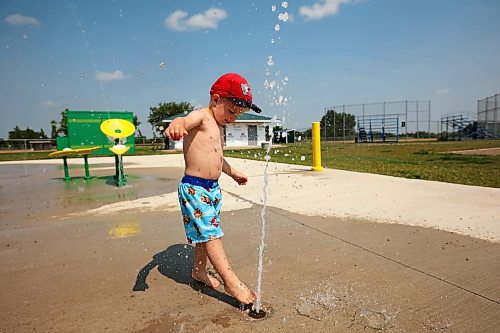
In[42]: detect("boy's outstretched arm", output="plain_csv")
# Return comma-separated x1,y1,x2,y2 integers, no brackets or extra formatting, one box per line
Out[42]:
165,110,205,141
222,158,248,185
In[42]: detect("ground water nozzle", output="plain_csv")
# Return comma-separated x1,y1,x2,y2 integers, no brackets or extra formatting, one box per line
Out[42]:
241,303,271,320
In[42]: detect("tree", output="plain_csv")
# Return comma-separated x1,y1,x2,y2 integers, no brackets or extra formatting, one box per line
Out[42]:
133,115,145,138
320,109,356,140
57,109,68,136
8,126,48,139
50,120,57,139
148,102,193,136
133,115,141,128
8,126,22,139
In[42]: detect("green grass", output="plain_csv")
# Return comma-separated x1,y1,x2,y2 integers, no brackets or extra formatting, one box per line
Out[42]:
0,151,53,161
225,140,500,188
2,140,499,188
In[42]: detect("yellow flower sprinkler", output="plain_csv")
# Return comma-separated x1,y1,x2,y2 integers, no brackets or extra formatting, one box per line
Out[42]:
100,119,135,186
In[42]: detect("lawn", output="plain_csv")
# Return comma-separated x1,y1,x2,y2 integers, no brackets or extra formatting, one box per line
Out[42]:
1,140,499,188
224,140,500,188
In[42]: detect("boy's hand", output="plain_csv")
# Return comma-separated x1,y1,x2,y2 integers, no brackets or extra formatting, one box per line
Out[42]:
232,171,248,185
165,122,188,141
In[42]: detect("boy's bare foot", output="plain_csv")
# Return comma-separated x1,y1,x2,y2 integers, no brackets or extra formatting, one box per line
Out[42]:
192,271,221,288
224,282,257,305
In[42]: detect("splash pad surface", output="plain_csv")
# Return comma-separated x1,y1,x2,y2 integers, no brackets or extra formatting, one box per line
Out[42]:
1,155,499,332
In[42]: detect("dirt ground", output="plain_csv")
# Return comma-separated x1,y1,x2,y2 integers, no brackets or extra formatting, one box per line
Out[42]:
449,147,500,156
0,160,499,332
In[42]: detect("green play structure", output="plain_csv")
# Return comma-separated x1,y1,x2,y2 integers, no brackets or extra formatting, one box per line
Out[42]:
50,110,136,185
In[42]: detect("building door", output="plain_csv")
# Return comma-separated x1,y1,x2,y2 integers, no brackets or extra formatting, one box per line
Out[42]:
248,125,258,146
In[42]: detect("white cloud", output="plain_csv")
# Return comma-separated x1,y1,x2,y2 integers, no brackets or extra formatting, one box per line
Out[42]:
165,8,227,31
4,13,39,25
435,88,451,95
299,0,357,21
41,100,59,107
95,70,131,82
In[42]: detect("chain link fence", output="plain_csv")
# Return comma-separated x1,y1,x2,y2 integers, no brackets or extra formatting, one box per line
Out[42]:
324,100,436,141
0,139,56,151
478,93,500,136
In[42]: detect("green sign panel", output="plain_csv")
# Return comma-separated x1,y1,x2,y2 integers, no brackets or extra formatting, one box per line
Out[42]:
57,110,135,155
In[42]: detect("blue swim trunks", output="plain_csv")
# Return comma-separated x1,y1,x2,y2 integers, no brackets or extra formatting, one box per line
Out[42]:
178,175,224,244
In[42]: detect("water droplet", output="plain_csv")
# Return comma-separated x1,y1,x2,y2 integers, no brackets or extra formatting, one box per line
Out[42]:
300,156,306,161
281,2,289,9
271,5,277,12
264,155,271,161
159,62,166,70
267,56,274,66
278,12,289,22
274,24,280,32
79,75,85,80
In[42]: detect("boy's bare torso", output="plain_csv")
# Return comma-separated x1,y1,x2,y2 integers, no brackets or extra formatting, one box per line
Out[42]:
183,109,224,180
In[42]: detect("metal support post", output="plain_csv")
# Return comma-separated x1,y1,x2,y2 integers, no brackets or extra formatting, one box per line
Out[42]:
83,155,91,180
62,156,71,181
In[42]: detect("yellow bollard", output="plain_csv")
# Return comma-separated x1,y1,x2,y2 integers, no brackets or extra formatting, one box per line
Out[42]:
312,122,323,171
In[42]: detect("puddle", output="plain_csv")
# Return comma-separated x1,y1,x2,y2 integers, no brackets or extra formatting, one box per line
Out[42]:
358,308,390,330
296,281,396,330
108,222,141,239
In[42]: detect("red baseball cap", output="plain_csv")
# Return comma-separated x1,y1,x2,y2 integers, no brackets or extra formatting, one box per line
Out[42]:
210,73,262,113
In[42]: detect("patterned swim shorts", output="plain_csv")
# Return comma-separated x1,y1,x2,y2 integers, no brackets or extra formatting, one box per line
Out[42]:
178,175,223,244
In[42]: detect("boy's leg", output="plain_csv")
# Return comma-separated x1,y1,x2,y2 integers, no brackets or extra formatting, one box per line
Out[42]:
205,238,256,304
192,243,220,288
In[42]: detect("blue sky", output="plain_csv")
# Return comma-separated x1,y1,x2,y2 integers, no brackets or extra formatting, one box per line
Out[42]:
1,0,499,137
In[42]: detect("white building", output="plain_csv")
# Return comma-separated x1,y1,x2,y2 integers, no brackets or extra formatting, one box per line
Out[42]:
161,112,277,149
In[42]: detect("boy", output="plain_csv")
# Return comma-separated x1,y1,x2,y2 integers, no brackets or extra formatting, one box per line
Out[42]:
165,73,262,305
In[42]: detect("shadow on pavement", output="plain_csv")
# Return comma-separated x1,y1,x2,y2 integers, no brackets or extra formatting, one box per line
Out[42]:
133,243,243,309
